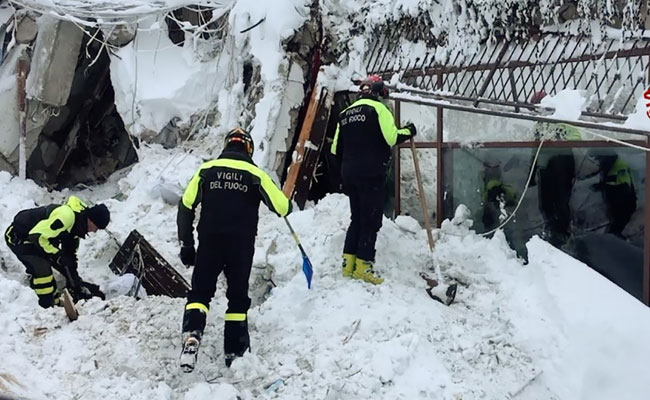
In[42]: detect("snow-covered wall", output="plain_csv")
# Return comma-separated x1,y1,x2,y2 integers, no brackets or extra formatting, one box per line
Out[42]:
109,0,310,177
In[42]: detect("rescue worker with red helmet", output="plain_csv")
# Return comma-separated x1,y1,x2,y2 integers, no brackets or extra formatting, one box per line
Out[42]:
177,127,291,372
4,196,109,307
330,75,416,284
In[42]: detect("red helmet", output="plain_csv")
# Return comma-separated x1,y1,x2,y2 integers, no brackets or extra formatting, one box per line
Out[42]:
359,74,389,98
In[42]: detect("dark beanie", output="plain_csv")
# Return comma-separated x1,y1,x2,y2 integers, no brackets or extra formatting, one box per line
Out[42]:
86,204,110,229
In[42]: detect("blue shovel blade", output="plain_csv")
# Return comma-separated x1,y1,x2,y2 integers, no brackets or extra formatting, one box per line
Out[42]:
302,256,313,289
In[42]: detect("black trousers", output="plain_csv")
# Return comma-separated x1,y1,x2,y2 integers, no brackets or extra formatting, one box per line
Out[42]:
604,185,637,236
342,174,386,262
539,154,575,241
5,226,59,308
182,233,255,356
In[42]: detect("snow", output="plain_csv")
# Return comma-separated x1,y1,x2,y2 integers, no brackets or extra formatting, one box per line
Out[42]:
540,89,587,121
11,0,235,19
108,0,309,173
109,15,222,138
2,1,650,399
624,91,650,131
2,145,650,399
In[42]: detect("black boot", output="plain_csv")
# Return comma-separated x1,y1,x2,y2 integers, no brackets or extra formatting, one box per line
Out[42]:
224,319,250,367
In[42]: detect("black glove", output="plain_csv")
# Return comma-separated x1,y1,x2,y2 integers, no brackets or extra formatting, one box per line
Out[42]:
180,245,196,267
70,280,105,302
55,253,81,286
404,123,417,137
56,253,76,269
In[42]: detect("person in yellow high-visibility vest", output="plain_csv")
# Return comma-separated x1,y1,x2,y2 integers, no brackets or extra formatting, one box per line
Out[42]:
176,127,291,372
330,75,416,285
4,196,109,307
588,152,637,237
531,122,581,247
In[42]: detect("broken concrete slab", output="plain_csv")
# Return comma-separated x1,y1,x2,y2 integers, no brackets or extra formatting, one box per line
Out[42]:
14,11,38,44
26,16,83,107
0,44,50,174
25,27,138,188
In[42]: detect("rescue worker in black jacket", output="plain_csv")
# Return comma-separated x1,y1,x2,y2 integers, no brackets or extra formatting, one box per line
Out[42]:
177,127,291,372
4,196,109,308
330,75,416,284
587,152,637,237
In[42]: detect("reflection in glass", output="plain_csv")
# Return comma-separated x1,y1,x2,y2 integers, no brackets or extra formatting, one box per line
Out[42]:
441,145,645,300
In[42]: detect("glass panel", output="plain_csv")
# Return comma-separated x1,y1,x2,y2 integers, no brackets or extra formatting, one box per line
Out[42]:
443,109,645,142
398,148,437,224
399,102,437,142
444,110,536,142
441,145,645,300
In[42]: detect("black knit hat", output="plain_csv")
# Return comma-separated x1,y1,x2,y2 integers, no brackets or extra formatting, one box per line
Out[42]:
86,204,110,229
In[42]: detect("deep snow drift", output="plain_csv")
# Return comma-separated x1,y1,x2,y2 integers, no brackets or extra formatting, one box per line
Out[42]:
1,144,650,400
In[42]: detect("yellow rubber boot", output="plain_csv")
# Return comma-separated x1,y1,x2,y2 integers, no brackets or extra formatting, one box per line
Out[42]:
342,253,357,277
352,259,384,285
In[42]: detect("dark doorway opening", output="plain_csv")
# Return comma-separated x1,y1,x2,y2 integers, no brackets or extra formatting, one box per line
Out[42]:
27,29,138,189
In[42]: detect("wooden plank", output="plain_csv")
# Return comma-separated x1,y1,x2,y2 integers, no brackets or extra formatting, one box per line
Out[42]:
109,230,190,298
283,79,323,200
292,86,333,208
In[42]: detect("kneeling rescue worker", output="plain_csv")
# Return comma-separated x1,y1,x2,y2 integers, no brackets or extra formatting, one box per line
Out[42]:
331,74,416,284
177,127,291,372
4,196,110,307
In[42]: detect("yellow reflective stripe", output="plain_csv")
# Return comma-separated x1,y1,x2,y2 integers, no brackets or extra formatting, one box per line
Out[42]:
331,124,340,155
342,98,408,146
197,159,290,217
28,205,75,254
5,225,13,244
258,171,290,217
556,123,581,140
34,286,55,295
485,179,501,191
185,302,209,314
33,275,54,285
607,159,632,186
66,196,87,212
376,102,409,146
225,313,246,321
182,170,203,209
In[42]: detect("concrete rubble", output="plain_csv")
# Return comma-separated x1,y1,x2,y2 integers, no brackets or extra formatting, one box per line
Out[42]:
0,3,138,188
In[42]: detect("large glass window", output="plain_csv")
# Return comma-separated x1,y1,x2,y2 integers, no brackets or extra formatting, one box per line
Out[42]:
397,148,437,223
441,145,645,299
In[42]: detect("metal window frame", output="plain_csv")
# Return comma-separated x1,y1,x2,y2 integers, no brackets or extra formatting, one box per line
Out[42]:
365,29,650,304
392,96,650,305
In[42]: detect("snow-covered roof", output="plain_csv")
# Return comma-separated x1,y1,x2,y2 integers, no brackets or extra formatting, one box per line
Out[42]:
10,0,234,19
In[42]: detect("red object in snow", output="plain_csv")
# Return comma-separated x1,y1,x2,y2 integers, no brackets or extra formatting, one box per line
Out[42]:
530,90,547,104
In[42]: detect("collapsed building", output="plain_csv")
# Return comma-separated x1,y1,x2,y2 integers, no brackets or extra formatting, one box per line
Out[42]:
1,0,650,302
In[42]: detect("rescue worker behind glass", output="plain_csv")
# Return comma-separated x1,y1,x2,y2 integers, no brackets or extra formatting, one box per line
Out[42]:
330,75,416,284
586,151,637,237
177,127,291,371
481,164,517,231
532,122,580,247
529,91,580,248
4,196,109,307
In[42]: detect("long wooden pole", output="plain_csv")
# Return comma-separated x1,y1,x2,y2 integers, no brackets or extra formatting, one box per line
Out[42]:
17,57,28,179
283,84,320,199
409,137,435,251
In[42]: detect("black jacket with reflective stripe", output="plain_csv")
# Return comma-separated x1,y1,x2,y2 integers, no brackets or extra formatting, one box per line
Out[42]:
331,96,411,178
177,150,291,245
11,204,84,256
